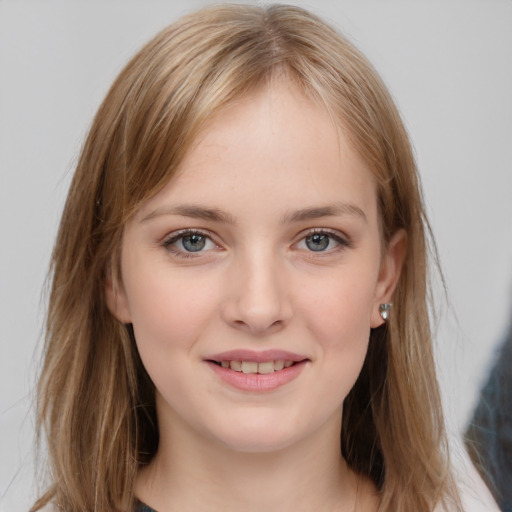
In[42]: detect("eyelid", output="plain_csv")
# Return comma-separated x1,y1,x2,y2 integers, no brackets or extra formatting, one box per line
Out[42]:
162,228,221,258
162,228,215,245
160,227,352,258
294,228,353,251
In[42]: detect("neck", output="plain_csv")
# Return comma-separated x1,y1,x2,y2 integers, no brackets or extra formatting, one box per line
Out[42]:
135,406,362,512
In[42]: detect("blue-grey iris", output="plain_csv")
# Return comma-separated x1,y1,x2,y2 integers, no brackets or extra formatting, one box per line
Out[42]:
182,234,206,252
305,234,329,251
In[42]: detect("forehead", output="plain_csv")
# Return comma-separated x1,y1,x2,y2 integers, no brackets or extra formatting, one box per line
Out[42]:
136,81,378,224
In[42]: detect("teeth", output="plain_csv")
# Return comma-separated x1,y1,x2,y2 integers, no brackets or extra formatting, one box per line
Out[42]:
241,361,258,374
223,360,296,374
274,360,285,371
230,361,242,371
257,361,275,374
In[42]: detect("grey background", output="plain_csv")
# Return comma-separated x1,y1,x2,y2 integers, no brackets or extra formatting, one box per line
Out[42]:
1,1,511,510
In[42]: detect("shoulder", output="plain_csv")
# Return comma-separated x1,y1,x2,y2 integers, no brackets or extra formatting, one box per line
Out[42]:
446,437,501,512
455,467,501,512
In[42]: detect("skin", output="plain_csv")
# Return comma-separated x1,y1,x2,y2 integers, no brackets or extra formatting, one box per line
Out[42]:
107,79,405,512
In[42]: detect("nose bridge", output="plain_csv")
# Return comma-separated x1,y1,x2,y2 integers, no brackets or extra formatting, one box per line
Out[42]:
223,244,292,334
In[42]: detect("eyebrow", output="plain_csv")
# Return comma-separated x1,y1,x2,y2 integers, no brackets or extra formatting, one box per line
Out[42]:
282,202,367,224
141,202,367,224
141,205,236,224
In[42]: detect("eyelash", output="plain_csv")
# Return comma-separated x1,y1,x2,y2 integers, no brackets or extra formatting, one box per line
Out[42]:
161,228,352,259
297,228,352,254
162,229,218,259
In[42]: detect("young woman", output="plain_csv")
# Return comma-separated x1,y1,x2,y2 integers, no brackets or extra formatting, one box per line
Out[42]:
32,4,462,511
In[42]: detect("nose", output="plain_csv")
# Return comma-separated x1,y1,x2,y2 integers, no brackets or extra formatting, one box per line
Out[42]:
221,250,293,335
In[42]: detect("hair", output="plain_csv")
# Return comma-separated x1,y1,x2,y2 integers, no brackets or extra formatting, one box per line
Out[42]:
32,4,461,511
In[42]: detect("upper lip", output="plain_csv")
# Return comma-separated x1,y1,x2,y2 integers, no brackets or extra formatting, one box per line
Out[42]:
206,349,309,363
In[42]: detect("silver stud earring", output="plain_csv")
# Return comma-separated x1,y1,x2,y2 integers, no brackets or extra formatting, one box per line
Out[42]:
379,303,392,321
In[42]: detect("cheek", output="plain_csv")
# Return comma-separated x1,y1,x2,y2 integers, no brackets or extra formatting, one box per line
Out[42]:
296,262,378,398
122,262,220,355
300,266,377,345
126,271,221,404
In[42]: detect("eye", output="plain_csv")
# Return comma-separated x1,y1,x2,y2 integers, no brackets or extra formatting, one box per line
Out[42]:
163,230,218,256
296,230,350,253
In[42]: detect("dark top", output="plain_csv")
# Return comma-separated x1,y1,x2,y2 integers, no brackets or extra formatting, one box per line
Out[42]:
465,319,512,512
135,502,157,512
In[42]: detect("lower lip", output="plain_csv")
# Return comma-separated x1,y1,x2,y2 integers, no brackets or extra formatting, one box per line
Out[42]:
207,361,307,392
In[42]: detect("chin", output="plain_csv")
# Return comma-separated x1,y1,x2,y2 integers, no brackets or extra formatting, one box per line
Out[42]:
205,413,308,454
217,432,298,454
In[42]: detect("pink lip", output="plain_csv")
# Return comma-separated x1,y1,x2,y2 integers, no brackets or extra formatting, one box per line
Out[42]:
206,349,307,363
207,360,307,392
205,350,310,392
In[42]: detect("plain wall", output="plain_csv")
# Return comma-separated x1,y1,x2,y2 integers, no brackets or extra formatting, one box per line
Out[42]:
1,1,511,510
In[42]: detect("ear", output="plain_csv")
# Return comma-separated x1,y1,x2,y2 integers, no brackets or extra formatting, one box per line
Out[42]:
370,229,407,328
105,266,132,324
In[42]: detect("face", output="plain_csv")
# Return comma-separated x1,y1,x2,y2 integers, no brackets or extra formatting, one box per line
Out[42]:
108,81,403,454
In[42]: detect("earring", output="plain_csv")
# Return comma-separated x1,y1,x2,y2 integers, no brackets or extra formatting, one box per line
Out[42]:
379,303,392,321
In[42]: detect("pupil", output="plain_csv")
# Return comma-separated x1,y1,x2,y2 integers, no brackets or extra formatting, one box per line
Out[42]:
306,234,329,251
183,234,206,252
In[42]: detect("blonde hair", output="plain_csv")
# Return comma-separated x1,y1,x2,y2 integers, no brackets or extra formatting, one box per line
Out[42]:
33,4,460,511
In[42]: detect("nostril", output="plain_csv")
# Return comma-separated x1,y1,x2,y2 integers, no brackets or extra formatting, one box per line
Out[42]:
270,319,286,330
222,298,292,334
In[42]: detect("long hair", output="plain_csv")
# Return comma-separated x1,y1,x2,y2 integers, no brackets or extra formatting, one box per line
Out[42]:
32,4,460,511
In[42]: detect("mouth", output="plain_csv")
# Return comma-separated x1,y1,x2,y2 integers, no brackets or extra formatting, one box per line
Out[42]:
205,351,309,392
208,359,299,374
